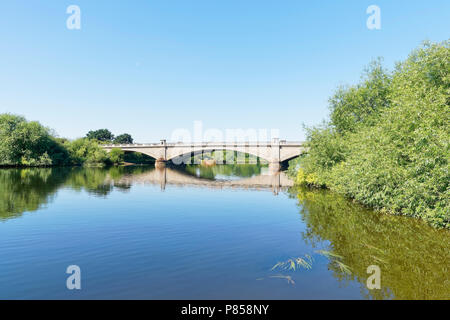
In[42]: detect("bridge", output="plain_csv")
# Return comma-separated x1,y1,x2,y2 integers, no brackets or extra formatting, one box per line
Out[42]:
102,139,306,173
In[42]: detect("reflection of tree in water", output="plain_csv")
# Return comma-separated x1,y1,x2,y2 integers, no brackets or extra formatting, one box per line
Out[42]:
0,168,70,220
0,164,263,221
0,166,154,220
64,168,113,196
288,187,450,300
67,166,154,196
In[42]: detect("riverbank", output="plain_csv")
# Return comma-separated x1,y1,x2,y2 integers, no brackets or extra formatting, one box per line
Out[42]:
289,41,449,229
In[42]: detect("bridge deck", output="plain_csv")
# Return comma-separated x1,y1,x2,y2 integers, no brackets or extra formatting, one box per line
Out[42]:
103,141,305,148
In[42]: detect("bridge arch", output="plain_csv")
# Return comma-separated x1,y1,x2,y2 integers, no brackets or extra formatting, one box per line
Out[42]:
105,147,162,160
167,147,271,165
280,154,303,163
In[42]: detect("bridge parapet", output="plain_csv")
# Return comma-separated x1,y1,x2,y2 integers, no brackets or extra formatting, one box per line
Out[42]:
103,141,305,148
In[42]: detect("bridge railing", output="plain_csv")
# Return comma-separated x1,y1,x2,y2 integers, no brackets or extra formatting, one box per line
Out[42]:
102,141,305,148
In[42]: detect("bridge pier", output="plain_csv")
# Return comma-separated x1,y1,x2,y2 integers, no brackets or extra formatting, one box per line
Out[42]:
268,162,281,175
155,159,167,169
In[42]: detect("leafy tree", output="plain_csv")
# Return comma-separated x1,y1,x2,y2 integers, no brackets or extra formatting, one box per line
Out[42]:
114,133,133,144
0,115,134,168
64,138,110,166
0,114,27,164
294,41,450,228
0,114,69,166
329,59,391,134
86,129,114,142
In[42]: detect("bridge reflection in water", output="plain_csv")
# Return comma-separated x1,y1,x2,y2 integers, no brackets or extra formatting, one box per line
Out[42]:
106,167,294,195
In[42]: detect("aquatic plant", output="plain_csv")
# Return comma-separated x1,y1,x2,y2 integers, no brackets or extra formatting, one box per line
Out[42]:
271,254,314,271
316,250,352,275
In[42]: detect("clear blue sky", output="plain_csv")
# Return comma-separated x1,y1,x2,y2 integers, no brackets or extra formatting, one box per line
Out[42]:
0,1,449,142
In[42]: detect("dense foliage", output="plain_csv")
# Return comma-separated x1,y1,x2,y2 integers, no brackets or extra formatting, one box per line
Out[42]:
0,114,69,166
294,41,449,228
63,138,111,166
0,114,133,167
108,148,125,165
114,133,133,144
86,129,114,142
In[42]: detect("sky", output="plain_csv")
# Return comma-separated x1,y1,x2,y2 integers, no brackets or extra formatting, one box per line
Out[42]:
0,0,449,142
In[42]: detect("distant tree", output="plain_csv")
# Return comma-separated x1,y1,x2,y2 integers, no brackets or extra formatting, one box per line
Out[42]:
114,133,133,144
86,129,114,142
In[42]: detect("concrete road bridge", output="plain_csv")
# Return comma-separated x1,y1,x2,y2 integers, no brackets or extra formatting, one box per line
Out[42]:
102,139,306,173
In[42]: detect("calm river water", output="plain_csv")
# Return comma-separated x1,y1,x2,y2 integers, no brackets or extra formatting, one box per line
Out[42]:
0,166,448,299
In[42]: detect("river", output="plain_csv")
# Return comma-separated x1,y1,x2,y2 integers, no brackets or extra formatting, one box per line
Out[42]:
0,165,448,299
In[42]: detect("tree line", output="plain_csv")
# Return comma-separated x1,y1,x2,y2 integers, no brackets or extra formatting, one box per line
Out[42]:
290,41,449,228
0,115,147,167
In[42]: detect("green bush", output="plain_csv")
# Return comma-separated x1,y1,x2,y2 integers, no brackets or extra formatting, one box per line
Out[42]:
64,138,110,166
0,114,130,168
294,41,449,228
108,148,124,165
0,114,69,166
329,59,392,134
